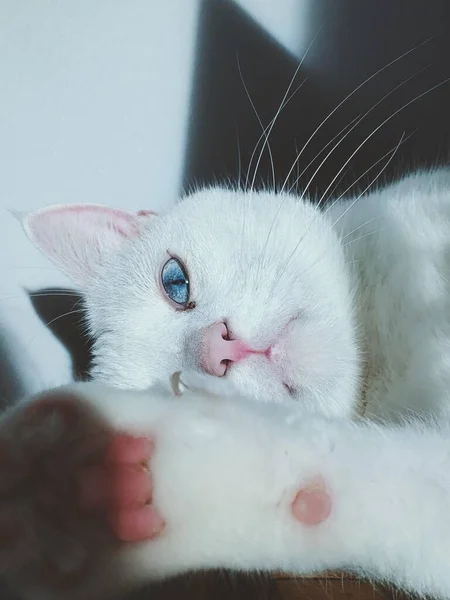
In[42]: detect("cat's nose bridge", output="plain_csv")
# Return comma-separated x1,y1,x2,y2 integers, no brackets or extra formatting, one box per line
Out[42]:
201,322,268,377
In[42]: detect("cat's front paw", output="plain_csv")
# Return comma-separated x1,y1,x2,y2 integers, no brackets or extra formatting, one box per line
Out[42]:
78,432,164,543
0,382,342,598
0,390,163,599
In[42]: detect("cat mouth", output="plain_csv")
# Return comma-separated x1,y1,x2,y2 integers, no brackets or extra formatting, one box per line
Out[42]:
172,369,298,402
170,371,223,398
283,383,297,397
220,349,298,399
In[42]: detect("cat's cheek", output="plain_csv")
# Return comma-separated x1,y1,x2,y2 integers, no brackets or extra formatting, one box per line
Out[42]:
291,477,332,526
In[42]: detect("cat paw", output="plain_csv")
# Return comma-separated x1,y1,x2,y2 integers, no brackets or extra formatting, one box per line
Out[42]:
78,433,164,543
0,390,163,598
291,477,332,526
0,382,339,597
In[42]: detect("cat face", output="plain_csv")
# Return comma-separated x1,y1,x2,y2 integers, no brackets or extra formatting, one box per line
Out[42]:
23,189,360,417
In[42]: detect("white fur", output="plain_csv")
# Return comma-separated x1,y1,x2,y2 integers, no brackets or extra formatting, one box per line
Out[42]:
84,189,359,417
329,168,450,422
6,383,450,599
11,166,450,598
85,384,450,599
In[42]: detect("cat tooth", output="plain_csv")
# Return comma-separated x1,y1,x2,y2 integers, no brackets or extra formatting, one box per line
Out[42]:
178,377,188,394
171,372,185,396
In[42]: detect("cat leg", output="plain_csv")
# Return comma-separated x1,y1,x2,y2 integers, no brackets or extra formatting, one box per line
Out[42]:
82,383,450,599
2,383,450,600
0,387,166,600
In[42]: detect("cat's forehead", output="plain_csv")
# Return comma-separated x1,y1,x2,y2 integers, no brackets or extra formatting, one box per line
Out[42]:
117,186,340,307
159,188,318,251
132,188,340,300
172,187,297,224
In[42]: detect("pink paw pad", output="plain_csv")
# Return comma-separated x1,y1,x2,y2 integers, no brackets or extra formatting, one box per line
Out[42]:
291,477,332,526
0,393,169,591
78,434,165,543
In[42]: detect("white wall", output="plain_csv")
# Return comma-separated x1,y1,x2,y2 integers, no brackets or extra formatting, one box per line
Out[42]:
0,0,200,395
232,0,313,58
0,0,313,398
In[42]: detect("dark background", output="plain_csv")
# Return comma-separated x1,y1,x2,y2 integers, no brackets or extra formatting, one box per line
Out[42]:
184,0,450,197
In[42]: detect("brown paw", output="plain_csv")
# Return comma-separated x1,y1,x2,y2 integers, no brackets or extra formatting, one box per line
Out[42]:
0,390,164,596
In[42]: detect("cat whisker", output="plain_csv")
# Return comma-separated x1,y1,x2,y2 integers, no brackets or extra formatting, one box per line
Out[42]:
259,53,431,296
235,46,310,274
271,131,405,292
295,144,403,286
239,188,250,278
253,194,287,285
298,113,366,201
247,23,323,192
237,54,276,192
327,132,407,230
279,36,434,195
255,114,363,283
23,308,88,354
69,296,85,312
243,76,308,192
0,291,81,304
44,307,86,329
28,291,80,298
316,167,350,206
339,217,383,242
325,129,416,208
278,57,450,286
342,229,381,248
317,76,438,213
287,114,361,194
326,131,406,252
236,125,242,191
303,65,430,207
294,139,300,189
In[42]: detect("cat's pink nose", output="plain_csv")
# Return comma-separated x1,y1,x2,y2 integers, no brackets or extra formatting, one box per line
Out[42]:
202,322,254,377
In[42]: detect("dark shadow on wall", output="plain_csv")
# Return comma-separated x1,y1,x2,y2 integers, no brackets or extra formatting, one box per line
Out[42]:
0,329,28,410
183,0,450,201
28,289,93,382
0,289,93,414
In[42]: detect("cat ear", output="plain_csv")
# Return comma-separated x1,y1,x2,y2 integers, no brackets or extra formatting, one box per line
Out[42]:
20,204,156,287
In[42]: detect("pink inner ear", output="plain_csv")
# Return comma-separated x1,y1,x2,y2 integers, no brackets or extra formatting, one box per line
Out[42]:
22,203,157,287
35,205,150,238
137,210,157,218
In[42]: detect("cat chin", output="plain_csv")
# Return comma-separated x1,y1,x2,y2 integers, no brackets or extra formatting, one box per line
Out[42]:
174,369,295,406
173,371,250,399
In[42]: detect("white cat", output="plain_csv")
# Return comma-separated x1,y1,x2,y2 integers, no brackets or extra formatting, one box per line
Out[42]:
4,166,450,599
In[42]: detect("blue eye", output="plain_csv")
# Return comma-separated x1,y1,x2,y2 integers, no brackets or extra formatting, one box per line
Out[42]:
161,257,191,308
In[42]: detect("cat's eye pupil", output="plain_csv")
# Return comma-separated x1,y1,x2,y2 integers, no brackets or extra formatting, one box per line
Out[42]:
161,258,190,308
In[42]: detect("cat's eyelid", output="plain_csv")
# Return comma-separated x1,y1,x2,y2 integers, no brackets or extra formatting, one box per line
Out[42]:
159,255,193,311
165,250,188,273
